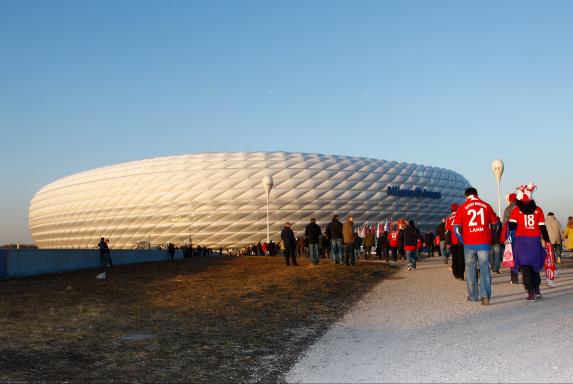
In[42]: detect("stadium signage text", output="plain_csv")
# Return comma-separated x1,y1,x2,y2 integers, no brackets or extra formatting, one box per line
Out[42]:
386,186,441,199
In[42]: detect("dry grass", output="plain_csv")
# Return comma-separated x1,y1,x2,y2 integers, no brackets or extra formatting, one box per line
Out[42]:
0,255,395,382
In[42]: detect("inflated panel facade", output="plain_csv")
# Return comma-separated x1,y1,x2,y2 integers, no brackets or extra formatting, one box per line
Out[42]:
29,152,470,249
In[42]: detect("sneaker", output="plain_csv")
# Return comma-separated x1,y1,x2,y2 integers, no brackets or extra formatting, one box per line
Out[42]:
481,297,490,306
96,272,106,279
524,292,536,302
407,266,413,271
547,279,556,288
534,289,543,299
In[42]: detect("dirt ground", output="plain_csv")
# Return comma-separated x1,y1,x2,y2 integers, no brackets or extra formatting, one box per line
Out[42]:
0,255,395,382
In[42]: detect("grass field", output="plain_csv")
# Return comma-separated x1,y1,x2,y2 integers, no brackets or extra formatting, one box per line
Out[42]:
0,255,395,382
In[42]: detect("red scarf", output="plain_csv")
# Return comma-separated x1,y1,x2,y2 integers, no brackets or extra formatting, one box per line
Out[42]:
545,243,556,280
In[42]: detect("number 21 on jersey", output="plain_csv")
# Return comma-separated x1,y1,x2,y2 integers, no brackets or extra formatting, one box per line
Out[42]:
468,208,484,226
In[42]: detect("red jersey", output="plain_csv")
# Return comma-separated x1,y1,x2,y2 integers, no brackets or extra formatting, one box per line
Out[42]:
509,205,545,237
445,212,459,245
453,195,498,245
388,231,399,247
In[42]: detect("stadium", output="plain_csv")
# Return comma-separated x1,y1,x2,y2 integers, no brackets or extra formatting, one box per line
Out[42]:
29,152,470,249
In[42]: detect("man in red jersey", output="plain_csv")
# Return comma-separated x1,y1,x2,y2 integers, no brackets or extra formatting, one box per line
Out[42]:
387,226,399,262
453,187,499,305
445,204,464,280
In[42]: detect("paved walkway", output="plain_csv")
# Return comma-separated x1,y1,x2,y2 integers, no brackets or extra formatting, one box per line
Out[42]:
287,253,573,383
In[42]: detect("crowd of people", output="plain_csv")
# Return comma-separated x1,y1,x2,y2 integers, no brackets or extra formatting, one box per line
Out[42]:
95,182,573,306
274,183,571,306
438,184,572,304
276,214,435,269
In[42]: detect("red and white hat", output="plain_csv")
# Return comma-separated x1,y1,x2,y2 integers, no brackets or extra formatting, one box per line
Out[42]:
516,182,536,202
505,193,517,203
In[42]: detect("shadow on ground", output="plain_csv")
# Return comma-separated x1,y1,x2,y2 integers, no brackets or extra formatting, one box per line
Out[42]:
0,256,395,383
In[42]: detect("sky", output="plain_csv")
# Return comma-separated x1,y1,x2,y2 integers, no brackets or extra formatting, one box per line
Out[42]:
1,0,572,244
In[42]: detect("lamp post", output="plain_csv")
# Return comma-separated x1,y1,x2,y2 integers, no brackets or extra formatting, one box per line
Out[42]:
491,159,504,217
262,176,274,245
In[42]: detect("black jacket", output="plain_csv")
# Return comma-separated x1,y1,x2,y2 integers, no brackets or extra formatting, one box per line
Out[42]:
425,232,435,245
377,231,389,249
436,222,446,241
403,225,422,247
305,222,322,244
281,227,296,248
325,219,343,240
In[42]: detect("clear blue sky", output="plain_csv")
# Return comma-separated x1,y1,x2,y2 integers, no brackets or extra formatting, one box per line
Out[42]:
1,0,572,244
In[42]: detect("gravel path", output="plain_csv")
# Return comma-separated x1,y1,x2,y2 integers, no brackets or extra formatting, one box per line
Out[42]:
287,253,573,383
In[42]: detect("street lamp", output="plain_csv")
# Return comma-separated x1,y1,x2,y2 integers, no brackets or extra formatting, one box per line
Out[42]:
262,176,274,245
491,159,504,217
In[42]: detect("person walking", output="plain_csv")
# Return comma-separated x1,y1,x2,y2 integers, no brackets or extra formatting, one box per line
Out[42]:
563,217,573,251
167,242,175,260
388,227,399,262
97,237,111,279
322,235,330,259
489,217,502,273
377,230,389,261
305,218,322,265
453,187,499,305
545,212,563,264
436,218,449,264
425,231,435,257
280,222,298,266
508,183,551,301
398,225,405,261
343,215,355,265
326,215,343,264
503,193,519,284
354,232,362,261
446,204,465,280
363,229,375,260
404,220,422,271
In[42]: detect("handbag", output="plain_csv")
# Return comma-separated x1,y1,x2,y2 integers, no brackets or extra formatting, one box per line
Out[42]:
501,242,514,268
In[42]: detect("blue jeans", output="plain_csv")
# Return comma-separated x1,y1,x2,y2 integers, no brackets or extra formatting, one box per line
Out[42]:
440,241,449,262
464,248,492,301
309,243,320,264
406,249,417,269
330,239,343,263
489,244,501,272
344,244,355,265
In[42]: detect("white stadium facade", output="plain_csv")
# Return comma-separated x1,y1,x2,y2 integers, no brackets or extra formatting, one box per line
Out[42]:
29,152,470,249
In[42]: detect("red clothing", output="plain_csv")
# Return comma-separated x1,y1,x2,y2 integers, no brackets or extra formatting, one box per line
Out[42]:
445,212,459,245
388,231,399,247
509,206,545,237
453,195,498,245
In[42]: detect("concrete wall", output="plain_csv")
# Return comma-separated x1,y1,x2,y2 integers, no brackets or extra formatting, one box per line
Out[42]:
0,249,183,279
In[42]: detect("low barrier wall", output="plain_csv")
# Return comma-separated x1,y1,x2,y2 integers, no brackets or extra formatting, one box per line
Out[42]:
0,249,183,279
